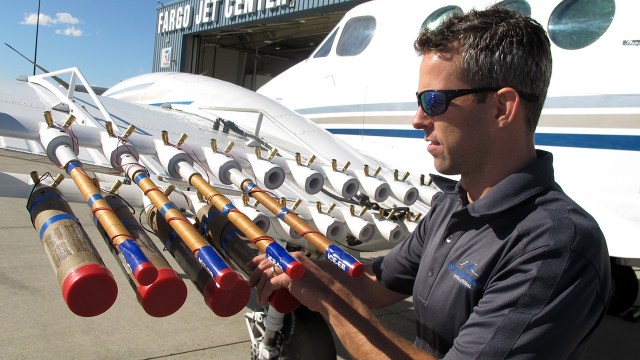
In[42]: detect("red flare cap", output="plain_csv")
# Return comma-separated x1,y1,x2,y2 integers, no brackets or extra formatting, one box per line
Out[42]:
204,278,251,317
269,288,301,314
349,262,365,278
137,268,187,317
286,261,305,281
133,262,158,286
215,268,240,290
62,264,118,317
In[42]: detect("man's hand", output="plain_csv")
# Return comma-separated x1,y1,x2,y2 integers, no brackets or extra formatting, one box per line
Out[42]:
247,252,332,312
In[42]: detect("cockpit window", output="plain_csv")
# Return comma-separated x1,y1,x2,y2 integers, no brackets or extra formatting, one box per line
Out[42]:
548,0,615,50
314,28,338,58
336,16,376,57
496,0,532,16
420,6,463,31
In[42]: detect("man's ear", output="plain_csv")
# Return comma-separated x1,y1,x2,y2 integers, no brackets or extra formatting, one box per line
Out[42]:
495,87,520,128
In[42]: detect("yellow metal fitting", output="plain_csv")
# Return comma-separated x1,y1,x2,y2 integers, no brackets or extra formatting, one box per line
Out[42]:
327,203,336,214
224,141,235,153
105,122,115,137
30,171,40,185
373,166,382,177
161,130,169,145
52,174,65,188
177,133,188,147
359,206,368,217
268,147,278,161
341,161,350,172
164,184,175,196
306,154,316,166
43,111,54,128
295,152,302,166
210,139,218,151
123,125,136,139
292,198,301,211
62,115,76,129
108,180,122,194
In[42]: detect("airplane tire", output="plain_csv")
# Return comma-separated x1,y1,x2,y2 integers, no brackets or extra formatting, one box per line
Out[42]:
278,306,336,360
607,261,639,315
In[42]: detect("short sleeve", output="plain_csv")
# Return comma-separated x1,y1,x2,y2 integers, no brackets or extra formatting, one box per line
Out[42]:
372,211,432,295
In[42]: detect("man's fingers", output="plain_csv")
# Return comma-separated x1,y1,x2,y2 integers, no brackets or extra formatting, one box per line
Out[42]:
248,256,273,287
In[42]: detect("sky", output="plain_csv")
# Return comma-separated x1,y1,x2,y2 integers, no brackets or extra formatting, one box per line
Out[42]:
0,0,159,88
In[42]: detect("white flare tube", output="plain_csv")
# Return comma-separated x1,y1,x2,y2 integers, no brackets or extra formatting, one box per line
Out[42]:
100,132,140,170
271,157,324,195
335,209,375,243
313,165,360,199
309,211,346,242
417,184,439,206
39,125,79,167
245,153,285,190
370,213,405,243
387,179,419,205
204,148,240,185
271,217,302,240
230,198,271,233
156,142,194,179
348,170,391,202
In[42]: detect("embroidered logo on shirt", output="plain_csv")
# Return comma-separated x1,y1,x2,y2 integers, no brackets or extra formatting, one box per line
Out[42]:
448,260,483,289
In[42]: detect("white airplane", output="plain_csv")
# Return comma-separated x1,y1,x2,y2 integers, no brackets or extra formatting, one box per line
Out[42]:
257,0,640,314
0,0,637,358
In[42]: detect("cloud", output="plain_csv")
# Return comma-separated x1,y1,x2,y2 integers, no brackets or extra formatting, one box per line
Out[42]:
55,13,80,25
21,12,83,37
55,26,83,37
21,13,56,26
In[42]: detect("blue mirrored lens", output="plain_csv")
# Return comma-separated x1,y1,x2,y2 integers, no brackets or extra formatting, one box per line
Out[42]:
421,91,447,116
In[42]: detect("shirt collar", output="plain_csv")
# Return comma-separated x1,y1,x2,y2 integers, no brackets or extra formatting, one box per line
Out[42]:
430,150,556,217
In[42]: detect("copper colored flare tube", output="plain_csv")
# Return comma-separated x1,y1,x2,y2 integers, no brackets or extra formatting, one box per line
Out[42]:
136,176,209,252
239,178,364,278
65,161,157,286
190,174,304,280
127,168,239,290
191,174,268,252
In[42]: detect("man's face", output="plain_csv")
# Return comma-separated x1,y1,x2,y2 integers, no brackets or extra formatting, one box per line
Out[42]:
413,52,495,177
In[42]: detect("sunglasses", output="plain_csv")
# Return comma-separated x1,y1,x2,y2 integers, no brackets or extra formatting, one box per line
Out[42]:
416,88,540,116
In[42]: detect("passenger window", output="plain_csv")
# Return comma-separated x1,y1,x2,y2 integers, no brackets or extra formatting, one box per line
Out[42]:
548,0,615,50
420,6,463,31
496,0,532,16
336,16,376,57
314,28,338,58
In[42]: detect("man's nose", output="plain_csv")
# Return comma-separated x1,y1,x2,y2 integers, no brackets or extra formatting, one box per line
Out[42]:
412,108,433,130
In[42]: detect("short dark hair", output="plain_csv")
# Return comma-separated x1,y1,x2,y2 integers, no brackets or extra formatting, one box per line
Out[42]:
414,6,552,131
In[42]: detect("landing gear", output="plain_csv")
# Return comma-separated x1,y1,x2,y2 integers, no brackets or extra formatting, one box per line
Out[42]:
246,306,336,360
607,260,639,317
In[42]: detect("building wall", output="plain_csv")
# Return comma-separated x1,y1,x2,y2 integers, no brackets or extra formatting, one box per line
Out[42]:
153,0,366,76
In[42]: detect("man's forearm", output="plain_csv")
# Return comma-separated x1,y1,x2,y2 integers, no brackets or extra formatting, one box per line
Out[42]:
316,277,435,360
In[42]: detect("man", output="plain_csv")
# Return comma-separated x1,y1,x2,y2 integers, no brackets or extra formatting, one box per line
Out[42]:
249,6,610,359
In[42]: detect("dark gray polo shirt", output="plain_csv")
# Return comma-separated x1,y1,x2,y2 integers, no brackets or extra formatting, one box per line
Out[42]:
373,150,610,359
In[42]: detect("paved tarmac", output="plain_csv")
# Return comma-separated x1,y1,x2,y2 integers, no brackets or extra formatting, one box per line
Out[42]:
0,149,638,359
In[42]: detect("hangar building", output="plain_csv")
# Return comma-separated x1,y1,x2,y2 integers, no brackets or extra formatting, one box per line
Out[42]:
154,0,370,90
